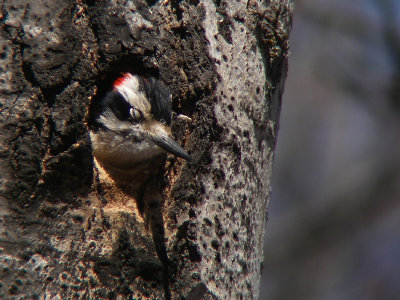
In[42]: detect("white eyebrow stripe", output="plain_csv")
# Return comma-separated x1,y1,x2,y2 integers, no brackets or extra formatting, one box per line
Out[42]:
115,74,139,100
114,74,151,115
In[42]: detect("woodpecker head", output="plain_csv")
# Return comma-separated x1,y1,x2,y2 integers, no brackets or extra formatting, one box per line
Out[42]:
90,73,191,171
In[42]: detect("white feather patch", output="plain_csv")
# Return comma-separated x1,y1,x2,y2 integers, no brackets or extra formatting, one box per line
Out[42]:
114,73,151,114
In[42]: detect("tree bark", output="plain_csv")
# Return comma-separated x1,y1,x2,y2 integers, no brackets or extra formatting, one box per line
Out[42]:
0,0,292,299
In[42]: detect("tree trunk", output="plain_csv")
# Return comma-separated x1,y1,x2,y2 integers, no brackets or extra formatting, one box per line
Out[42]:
0,0,292,299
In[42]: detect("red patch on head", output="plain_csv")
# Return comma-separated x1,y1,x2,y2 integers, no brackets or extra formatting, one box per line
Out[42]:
113,73,133,89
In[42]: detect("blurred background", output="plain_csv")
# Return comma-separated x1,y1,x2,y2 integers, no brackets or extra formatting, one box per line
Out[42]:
259,0,400,299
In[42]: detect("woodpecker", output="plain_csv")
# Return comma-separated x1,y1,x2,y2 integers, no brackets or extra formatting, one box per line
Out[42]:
90,73,191,173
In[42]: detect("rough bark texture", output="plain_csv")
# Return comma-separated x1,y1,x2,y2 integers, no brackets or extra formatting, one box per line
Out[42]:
0,0,292,299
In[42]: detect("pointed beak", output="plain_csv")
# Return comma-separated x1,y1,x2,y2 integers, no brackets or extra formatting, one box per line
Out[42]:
153,135,192,161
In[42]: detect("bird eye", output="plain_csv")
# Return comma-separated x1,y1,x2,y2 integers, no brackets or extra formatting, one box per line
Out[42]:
129,107,143,123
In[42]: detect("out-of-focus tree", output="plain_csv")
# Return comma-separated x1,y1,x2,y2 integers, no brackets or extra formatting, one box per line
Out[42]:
260,0,400,299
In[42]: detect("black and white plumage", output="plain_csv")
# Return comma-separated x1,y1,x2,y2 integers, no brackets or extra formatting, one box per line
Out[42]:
90,73,190,171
